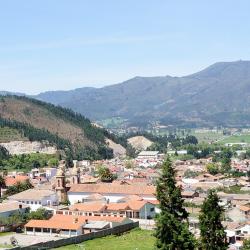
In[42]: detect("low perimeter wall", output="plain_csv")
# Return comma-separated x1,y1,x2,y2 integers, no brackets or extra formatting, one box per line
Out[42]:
12,222,139,250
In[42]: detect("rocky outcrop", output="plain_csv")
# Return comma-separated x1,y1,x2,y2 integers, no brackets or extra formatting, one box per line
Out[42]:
0,141,57,155
105,138,126,157
128,136,153,151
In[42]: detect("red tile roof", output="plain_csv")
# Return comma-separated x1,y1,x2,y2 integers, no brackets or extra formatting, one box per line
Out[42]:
25,215,86,230
69,183,155,196
25,214,128,230
106,203,129,211
5,176,29,187
70,202,106,212
127,200,147,210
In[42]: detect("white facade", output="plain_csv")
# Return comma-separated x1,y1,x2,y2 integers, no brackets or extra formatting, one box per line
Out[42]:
8,191,58,211
45,168,57,179
237,224,250,235
68,192,156,205
0,202,29,217
137,151,159,160
26,227,81,237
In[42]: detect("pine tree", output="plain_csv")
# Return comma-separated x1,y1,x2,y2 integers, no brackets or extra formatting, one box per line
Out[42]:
155,158,196,250
242,238,250,250
199,189,228,250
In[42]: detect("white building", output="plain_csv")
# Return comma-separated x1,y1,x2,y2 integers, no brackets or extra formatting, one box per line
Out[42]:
137,151,159,160
68,183,156,204
0,201,29,217
24,214,133,237
167,150,187,155
45,167,57,180
8,189,58,211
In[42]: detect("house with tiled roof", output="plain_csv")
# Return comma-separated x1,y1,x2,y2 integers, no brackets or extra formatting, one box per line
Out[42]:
106,200,155,219
4,175,29,187
0,201,29,218
70,202,107,214
68,183,156,204
66,199,156,219
25,214,133,237
240,204,250,217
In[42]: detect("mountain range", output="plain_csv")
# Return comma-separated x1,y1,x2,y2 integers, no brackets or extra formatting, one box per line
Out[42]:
3,60,250,128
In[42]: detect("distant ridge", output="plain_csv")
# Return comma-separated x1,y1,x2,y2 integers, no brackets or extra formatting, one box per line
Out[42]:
4,60,250,128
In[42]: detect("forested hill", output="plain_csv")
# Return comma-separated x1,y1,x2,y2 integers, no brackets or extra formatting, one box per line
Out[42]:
35,60,250,128
0,95,116,160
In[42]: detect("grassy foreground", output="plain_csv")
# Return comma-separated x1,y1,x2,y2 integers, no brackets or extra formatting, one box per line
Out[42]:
54,228,155,250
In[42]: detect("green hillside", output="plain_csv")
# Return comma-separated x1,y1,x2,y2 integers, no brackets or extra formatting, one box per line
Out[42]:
0,127,27,142
0,95,115,160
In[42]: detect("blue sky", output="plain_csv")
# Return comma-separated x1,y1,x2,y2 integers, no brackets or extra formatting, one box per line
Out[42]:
0,0,250,94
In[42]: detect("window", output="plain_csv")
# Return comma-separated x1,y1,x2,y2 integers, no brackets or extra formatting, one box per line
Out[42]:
27,201,29,204
31,201,33,204
39,202,41,205
35,201,37,204
150,208,154,212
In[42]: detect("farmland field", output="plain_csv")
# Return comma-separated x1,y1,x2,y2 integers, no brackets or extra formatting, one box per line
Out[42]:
219,134,250,144
190,131,226,143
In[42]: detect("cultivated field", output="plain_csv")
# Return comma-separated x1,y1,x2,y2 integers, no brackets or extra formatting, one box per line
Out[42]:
219,134,250,144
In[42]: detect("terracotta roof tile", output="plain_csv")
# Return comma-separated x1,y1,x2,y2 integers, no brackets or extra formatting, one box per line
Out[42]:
69,183,155,196
25,215,86,230
5,176,29,187
240,205,250,212
106,203,129,211
70,202,106,212
127,200,147,210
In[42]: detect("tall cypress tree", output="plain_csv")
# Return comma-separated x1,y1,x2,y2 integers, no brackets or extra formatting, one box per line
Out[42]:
199,189,228,250
155,158,196,250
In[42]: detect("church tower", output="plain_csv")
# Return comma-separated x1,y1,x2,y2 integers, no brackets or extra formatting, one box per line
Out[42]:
55,163,67,204
71,160,80,184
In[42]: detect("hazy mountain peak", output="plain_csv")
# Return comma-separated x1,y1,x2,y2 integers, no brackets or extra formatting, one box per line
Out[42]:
189,60,250,79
